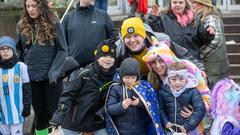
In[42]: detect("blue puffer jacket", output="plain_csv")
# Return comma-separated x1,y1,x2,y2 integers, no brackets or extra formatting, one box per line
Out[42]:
107,84,148,135
158,84,206,132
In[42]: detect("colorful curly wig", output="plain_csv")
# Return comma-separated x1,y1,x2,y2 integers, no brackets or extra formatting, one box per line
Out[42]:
211,78,240,120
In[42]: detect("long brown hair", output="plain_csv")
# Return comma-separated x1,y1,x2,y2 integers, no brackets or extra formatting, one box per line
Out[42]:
18,0,58,45
147,69,161,89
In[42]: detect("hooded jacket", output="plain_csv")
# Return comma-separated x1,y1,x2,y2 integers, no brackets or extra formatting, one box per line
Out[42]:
62,2,115,67
158,82,206,132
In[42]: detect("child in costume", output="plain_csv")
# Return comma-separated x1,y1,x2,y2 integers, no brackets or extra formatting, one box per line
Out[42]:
158,62,206,134
105,58,164,135
210,78,240,135
0,36,31,135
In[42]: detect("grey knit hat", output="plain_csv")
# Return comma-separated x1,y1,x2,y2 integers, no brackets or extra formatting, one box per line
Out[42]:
119,58,141,80
0,36,16,52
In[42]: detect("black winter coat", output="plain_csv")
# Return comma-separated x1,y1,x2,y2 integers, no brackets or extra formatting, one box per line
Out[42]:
158,84,206,132
17,22,67,83
107,83,148,135
148,11,214,59
62,2,115,66
51,63,114,132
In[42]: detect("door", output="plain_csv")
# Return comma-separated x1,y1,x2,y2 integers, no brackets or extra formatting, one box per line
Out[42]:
108,0,123,15
219,0,240,11
228,0,240,10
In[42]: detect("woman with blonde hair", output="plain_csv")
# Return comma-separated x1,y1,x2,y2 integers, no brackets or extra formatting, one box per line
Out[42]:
17,0,67,134
191,0,229,87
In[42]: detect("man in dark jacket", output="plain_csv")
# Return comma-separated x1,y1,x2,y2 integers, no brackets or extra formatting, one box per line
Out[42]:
50,39,116,135
62,0,115,67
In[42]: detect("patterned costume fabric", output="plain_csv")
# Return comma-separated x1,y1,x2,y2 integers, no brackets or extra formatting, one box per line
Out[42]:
105,80,165,135
210,78,240,135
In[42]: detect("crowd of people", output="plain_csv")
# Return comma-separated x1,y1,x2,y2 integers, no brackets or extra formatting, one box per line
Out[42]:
0,0,239,135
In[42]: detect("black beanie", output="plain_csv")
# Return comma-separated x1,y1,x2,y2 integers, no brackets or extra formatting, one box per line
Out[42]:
95,38,117,59
119,58,141,80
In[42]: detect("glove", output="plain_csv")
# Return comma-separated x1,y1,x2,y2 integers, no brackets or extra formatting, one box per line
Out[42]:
21,107,31,117
49,80,57,87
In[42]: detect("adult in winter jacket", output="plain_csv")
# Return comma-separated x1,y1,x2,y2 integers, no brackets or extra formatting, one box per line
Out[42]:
116,17,204,79
16,0,67,134
191,0,229,88
50,39,117,135
158,62,206,134
148,0,215,60
62,0,115,67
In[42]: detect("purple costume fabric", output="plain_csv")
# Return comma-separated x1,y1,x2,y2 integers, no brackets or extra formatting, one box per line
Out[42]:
222,122,240,135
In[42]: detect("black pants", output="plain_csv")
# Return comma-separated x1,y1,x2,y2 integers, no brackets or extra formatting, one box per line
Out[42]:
31,79,63,130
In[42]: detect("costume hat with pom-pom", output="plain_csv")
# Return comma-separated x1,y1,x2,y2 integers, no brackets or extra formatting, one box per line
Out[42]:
94,39,117,59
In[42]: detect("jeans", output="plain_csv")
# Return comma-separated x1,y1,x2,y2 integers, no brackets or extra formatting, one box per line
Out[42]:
62,128,108,135
95,0,108,11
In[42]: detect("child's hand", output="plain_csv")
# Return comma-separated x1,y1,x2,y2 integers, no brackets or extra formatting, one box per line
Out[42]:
180,105,193,118
165,122,173,129
131,96,140,106
180,126,187,133
122,98,132,109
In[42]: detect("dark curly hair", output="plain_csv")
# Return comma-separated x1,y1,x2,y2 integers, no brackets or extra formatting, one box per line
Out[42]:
18,0,58,45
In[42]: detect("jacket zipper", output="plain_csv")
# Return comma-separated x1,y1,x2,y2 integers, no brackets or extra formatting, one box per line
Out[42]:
71,107,78,123
174,96,177,132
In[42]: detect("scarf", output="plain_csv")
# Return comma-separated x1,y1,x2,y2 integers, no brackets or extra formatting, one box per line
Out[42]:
93,61,115,82
0,54,18,69
172,10,194,27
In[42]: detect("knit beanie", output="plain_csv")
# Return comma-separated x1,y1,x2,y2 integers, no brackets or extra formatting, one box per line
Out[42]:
94,38,117,59
119,58,141,80
0,36,16,52
121,17,146,39
192,0,213,7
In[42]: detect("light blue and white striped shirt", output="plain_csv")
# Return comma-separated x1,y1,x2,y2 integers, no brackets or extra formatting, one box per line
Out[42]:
0,62,29,124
